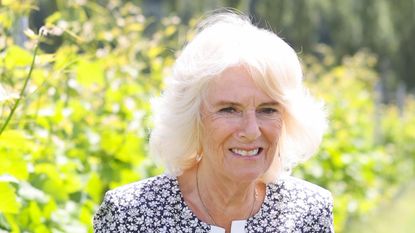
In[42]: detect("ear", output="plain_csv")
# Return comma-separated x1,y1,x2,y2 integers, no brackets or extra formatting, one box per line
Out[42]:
197,146,203,156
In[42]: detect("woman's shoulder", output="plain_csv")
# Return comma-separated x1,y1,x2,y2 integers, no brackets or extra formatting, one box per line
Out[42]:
259,176,334,232
94,175,185,232
93,174,182,232
103,174,177,208
267,175,333,208
276,176,331,196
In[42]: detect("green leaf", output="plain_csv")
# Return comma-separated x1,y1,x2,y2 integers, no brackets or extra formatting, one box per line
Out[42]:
45,12,62,25
0,131,30,181
76,59,105,87
0,213,11,231
27,201,42,226
35,164,68,202
0,182,20,214
4,45,33,68
43,199,57,219
86,172,103,203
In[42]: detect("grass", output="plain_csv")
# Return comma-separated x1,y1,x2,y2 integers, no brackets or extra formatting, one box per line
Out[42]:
346,181,415,233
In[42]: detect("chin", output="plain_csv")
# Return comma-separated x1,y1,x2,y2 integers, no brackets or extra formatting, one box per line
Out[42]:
229,169,264,183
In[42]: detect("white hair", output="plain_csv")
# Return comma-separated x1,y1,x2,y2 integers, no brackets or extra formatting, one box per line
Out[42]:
149,11,327,183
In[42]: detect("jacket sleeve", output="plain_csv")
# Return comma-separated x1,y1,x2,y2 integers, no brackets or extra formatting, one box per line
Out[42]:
320,191,335,233
93,191,121,233
302,188,334,233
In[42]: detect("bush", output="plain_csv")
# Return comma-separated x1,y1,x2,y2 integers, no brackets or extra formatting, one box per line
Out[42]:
0,1,181,232
294,45,415,232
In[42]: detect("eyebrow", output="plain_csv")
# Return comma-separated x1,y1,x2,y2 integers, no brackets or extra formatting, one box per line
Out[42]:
258,101,280,107
213,101,240,107
213,100,280,107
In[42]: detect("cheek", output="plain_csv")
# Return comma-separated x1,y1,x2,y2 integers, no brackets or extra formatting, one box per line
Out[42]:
201,119,238,150
200,122,236,167
263,120,283,144
204,114,239,136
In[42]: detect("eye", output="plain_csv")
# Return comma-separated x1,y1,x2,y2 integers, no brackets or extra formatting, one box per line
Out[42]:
219,107,237,113
257,107,280,119
258,108,278,114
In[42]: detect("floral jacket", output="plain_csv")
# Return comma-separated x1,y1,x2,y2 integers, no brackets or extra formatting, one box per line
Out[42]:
93,174,334,233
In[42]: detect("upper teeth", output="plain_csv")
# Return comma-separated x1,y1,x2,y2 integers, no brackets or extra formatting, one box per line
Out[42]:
231,148,259,156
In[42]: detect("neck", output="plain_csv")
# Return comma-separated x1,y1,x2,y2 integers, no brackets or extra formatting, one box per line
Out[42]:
195,163,258,228
197,163,257,207
178,163,267,232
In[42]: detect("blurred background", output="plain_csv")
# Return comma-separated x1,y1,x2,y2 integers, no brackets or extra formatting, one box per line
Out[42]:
1,0,414,232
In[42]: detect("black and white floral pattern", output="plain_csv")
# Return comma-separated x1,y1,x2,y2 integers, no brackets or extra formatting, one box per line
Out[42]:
93,174,334,232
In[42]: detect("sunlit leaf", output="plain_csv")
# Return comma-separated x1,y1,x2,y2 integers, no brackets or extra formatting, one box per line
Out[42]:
0,182,20,214
4,45,33,68
0,213,11,231
45,12,62,25
86,172,103,203
147,46,163,59
76,59,105,87
43,199,57,219
164,25,176,36
28,201,42,225
126,23,144,32
0,133,30,180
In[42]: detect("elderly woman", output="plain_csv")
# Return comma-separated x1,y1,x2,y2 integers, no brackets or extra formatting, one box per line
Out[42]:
94,12,333,233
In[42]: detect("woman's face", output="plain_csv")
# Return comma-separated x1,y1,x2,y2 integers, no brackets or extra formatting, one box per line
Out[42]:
200,66,283,183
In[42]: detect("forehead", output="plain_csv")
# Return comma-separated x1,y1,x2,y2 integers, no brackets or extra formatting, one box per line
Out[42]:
205,66,274,104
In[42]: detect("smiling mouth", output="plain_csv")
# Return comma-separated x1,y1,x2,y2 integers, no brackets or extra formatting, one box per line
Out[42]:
230,148,263,156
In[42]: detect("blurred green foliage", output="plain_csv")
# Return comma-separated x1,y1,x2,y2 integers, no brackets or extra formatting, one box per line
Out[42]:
294,45,415,232
346,182,415,233
1,1,414,233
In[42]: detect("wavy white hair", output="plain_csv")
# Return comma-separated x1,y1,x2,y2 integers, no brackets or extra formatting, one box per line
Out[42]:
149,11,327,183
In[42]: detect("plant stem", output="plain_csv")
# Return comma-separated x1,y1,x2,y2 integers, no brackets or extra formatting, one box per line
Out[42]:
0,44,39,135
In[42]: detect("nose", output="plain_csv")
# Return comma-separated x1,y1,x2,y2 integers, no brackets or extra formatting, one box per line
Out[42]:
237,110,261,141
